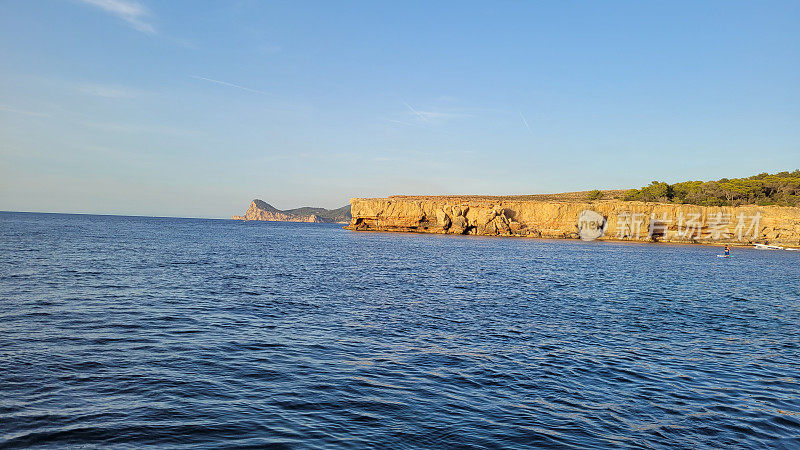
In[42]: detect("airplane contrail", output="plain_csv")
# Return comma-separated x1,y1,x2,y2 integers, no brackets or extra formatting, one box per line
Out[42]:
191,76,271,96
520,111,531,132
403,101,428,121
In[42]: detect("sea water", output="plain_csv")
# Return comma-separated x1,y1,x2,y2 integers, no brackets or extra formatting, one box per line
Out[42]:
1,212,798,447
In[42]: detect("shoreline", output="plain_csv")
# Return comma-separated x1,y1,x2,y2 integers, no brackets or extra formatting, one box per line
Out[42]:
344,227,792,249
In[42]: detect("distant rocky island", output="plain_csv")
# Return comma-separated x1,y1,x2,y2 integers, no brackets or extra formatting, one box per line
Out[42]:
232,199,351,223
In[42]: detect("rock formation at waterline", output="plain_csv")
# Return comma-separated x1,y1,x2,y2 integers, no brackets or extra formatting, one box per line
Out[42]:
346,195,800,246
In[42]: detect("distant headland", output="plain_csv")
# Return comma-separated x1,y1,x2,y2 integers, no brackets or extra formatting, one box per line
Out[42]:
232,200,351,223
232,172,800,246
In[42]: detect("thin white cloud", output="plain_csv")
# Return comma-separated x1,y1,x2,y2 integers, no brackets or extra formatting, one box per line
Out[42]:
386,118,417,127
78,120,197,136
402,101,472,123
520,112,531,132
415,110,466,120
435,96,459,103
191,76,272,96
78,83,140,98
76,0,155,34
0,105,51,117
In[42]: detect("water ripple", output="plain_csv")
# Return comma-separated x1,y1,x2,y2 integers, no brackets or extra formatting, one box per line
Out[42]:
1,212,799,448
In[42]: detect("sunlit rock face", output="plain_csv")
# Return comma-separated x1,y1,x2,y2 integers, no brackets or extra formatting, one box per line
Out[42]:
346,196,800,246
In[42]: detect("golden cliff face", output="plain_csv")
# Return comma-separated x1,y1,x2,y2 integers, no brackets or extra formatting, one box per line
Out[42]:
346,197,800,246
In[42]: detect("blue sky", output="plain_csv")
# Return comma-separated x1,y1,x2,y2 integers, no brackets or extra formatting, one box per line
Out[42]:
1,1,798,217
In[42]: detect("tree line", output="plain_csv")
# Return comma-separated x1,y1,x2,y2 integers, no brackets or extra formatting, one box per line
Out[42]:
618,170,800,206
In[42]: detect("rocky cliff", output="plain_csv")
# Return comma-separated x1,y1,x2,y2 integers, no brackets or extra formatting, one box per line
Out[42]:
346,196,800,246
233,199,351,223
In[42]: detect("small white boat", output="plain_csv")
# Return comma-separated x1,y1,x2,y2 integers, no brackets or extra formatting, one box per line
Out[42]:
754,243,784,250
785,248,800,251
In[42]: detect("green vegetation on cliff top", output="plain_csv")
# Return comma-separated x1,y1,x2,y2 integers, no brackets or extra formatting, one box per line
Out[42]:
621,171,800,207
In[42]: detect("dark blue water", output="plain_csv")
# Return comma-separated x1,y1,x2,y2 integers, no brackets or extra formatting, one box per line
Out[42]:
1,212,799,448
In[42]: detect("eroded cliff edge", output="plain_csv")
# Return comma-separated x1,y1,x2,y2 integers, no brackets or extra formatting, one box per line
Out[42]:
345,196,800,246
